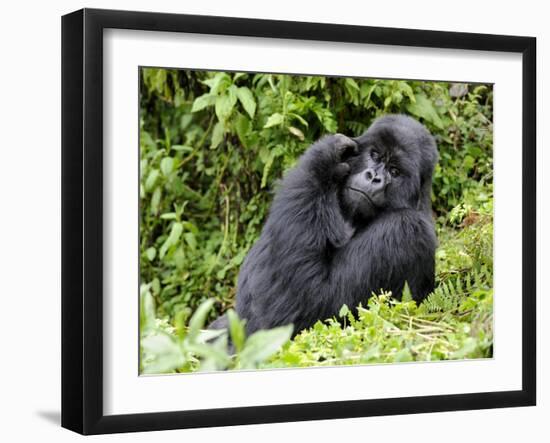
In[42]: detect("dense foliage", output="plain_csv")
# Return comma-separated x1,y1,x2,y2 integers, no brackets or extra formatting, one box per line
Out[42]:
139,68,493,373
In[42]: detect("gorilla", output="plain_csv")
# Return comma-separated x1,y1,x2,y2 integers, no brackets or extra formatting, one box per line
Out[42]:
210,114,438,337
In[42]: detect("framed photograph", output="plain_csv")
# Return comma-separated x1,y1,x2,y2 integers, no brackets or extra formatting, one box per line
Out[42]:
61,8,536,435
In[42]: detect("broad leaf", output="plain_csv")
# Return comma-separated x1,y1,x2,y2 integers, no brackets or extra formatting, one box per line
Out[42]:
215,90,237,122
160,157,174,177
236,87,256,118
211,121,225,149
263,112,284,128
187,298,215,342
239,325,293,369
141,333,185,374
406,94,444,129
191,93,216,113
227,309,246,353
139,284,156,333
159,222,183,259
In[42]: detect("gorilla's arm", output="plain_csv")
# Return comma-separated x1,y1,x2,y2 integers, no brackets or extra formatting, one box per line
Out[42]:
234,135,358,334
264,134,358,250
332,209,437,308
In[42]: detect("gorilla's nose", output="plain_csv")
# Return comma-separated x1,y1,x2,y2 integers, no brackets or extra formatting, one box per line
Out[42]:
365,168,385,191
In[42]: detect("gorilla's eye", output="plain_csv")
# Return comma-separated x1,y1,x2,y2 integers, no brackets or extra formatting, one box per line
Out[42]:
389,167,400,177
371,149,381,161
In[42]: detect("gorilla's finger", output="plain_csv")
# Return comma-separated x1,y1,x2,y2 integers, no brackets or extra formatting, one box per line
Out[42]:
341,143,359,161
333,133,359,160
333,162,351,181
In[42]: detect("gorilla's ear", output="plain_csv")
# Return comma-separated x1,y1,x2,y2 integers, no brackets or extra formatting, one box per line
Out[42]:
417,173,433,213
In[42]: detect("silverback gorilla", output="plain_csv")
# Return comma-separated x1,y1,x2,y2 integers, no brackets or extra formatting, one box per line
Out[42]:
210,114,438,337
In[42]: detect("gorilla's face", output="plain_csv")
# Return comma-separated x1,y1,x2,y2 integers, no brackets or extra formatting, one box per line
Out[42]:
342,115,437,221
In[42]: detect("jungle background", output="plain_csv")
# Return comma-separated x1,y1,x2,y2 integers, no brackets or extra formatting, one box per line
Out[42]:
139,68,493,373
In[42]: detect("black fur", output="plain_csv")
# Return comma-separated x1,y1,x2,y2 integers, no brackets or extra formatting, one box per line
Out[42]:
210,115,438,337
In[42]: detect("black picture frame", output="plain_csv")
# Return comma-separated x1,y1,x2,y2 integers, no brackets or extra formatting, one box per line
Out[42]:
61,8,536,435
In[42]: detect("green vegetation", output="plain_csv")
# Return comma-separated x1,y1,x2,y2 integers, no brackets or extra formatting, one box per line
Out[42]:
139,68,493,373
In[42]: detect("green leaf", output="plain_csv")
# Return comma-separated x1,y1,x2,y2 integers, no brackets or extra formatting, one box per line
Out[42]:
191,93,216,112
159,222,183,259
215,91,237,122
394,349,413,362
288,112,309,127
401,282,413,302
211,121,225,149
227,309,246,353
239,325,293,369
450,337,478,359
261,151,275,188
288,126,304,141
187,337,230,372
140,130,156,150
160,157,174,177
171,145,194,152
263,112,284,128
399,82,416,102
345,78,360,91
174,308,191,339
236,87,256,118
187,299,215,342
145,247,156,261
338,304,350,318
150,186,161,215
463,155,475,171
313,108,337,132
202,72,231,94
233,72,247,82
195,328,226,344
139,284,156,333
141,333,185,374
183,232,197,249
181,221,199,235
235,114,251,147
406,94,444,129
144,169,159,192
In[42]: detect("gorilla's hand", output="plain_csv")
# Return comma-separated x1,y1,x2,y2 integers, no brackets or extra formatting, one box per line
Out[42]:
302,134,358,188
331,134,359,182
332,133,359,160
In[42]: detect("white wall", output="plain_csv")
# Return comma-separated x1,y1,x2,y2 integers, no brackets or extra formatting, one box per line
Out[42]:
0,1,546,441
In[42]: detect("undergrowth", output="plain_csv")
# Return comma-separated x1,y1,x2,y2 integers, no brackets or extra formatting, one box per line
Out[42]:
140,205,493,373
138,69,493,374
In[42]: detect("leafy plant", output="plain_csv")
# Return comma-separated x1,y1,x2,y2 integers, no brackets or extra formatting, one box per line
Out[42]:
260,288,492,368
140,291,293,373
139,68,494,373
